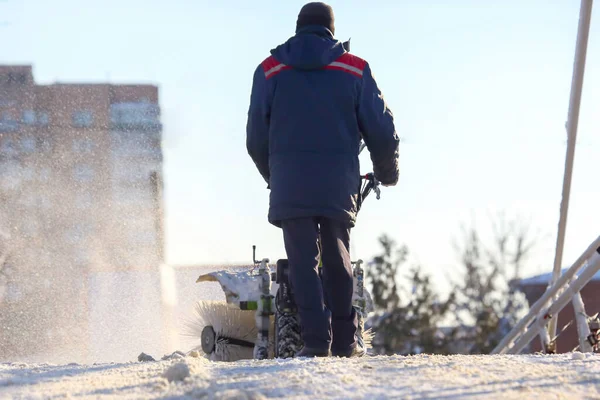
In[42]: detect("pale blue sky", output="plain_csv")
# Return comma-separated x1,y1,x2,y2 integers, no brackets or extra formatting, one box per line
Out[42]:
2,0,599,292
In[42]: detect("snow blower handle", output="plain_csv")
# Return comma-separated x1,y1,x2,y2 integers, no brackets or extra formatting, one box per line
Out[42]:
357,173,380,213
357,139,381,202
361,173,380,200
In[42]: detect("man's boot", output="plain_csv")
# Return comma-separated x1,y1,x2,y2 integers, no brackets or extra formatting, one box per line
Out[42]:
294,346,331,358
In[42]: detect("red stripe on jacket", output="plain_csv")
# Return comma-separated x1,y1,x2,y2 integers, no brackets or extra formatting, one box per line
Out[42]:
336,53,367,71
260,53,367,80
261,56,291,79
323,53,367,78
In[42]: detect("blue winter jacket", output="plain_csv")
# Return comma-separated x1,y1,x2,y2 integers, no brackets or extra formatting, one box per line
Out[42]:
246,25,399,228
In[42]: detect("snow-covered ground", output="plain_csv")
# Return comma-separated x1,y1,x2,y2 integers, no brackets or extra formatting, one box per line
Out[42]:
1,353,599,399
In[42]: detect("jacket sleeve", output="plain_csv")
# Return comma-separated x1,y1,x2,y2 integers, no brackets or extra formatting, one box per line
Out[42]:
357,62,400,186
246,65,271,185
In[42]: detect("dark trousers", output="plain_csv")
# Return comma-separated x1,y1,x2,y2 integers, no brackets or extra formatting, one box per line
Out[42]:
281,217,358,353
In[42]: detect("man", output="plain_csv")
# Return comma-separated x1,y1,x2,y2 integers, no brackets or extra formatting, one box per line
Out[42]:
246,2,399,358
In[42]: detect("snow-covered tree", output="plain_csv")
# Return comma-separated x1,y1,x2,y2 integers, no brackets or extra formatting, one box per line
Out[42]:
451,213,534,354
367,235,457,355
366,213,536,356
368,234,405,311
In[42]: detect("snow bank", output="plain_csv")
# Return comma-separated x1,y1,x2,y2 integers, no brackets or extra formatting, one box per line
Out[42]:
1,353,599,399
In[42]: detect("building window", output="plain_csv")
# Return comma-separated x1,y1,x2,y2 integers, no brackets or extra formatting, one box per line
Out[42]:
6,283,23,302
39,166,51,181
72,138,95,153
22,110,36,125
114,186,153,205
110,102,159,126
0,162,21,190
0,137,17,154
0,112,18,132
22,218,39,237
19,193,37,207
111,131,158,157
128,230,157,247
21,136,36,153
65,223,94,244
21,167,35,181
37,136,52,152
37,112,49,126
73,164,95,182
4,72,27,85
74,192,94,209
39,195,52,209
72,110,94,128
74,248,89,265
114,164,153,184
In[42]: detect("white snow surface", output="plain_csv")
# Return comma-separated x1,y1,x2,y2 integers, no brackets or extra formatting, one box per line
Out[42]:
1,353,599,399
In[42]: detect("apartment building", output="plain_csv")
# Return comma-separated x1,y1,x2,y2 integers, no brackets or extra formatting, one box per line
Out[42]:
0,65,165,361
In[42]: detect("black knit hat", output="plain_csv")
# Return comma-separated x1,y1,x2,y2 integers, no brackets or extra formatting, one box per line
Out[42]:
296,2,335,35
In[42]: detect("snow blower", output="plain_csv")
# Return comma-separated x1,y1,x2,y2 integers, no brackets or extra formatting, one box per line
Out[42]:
189,139,380,362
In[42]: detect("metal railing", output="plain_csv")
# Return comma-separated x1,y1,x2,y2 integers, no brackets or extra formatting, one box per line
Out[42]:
491,236,600,354
493,0,597,355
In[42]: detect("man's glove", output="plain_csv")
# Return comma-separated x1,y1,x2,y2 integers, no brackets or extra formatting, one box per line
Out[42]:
374,175,396,188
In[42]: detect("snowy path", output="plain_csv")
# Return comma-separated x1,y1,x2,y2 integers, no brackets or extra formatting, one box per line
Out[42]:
1,353,599,399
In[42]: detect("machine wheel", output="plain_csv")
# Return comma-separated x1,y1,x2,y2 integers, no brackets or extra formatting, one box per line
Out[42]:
274,259,303,358
201,325,217,355
275,309,303,358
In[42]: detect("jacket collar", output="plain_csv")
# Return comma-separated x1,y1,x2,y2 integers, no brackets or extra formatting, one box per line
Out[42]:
295,25,334,39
